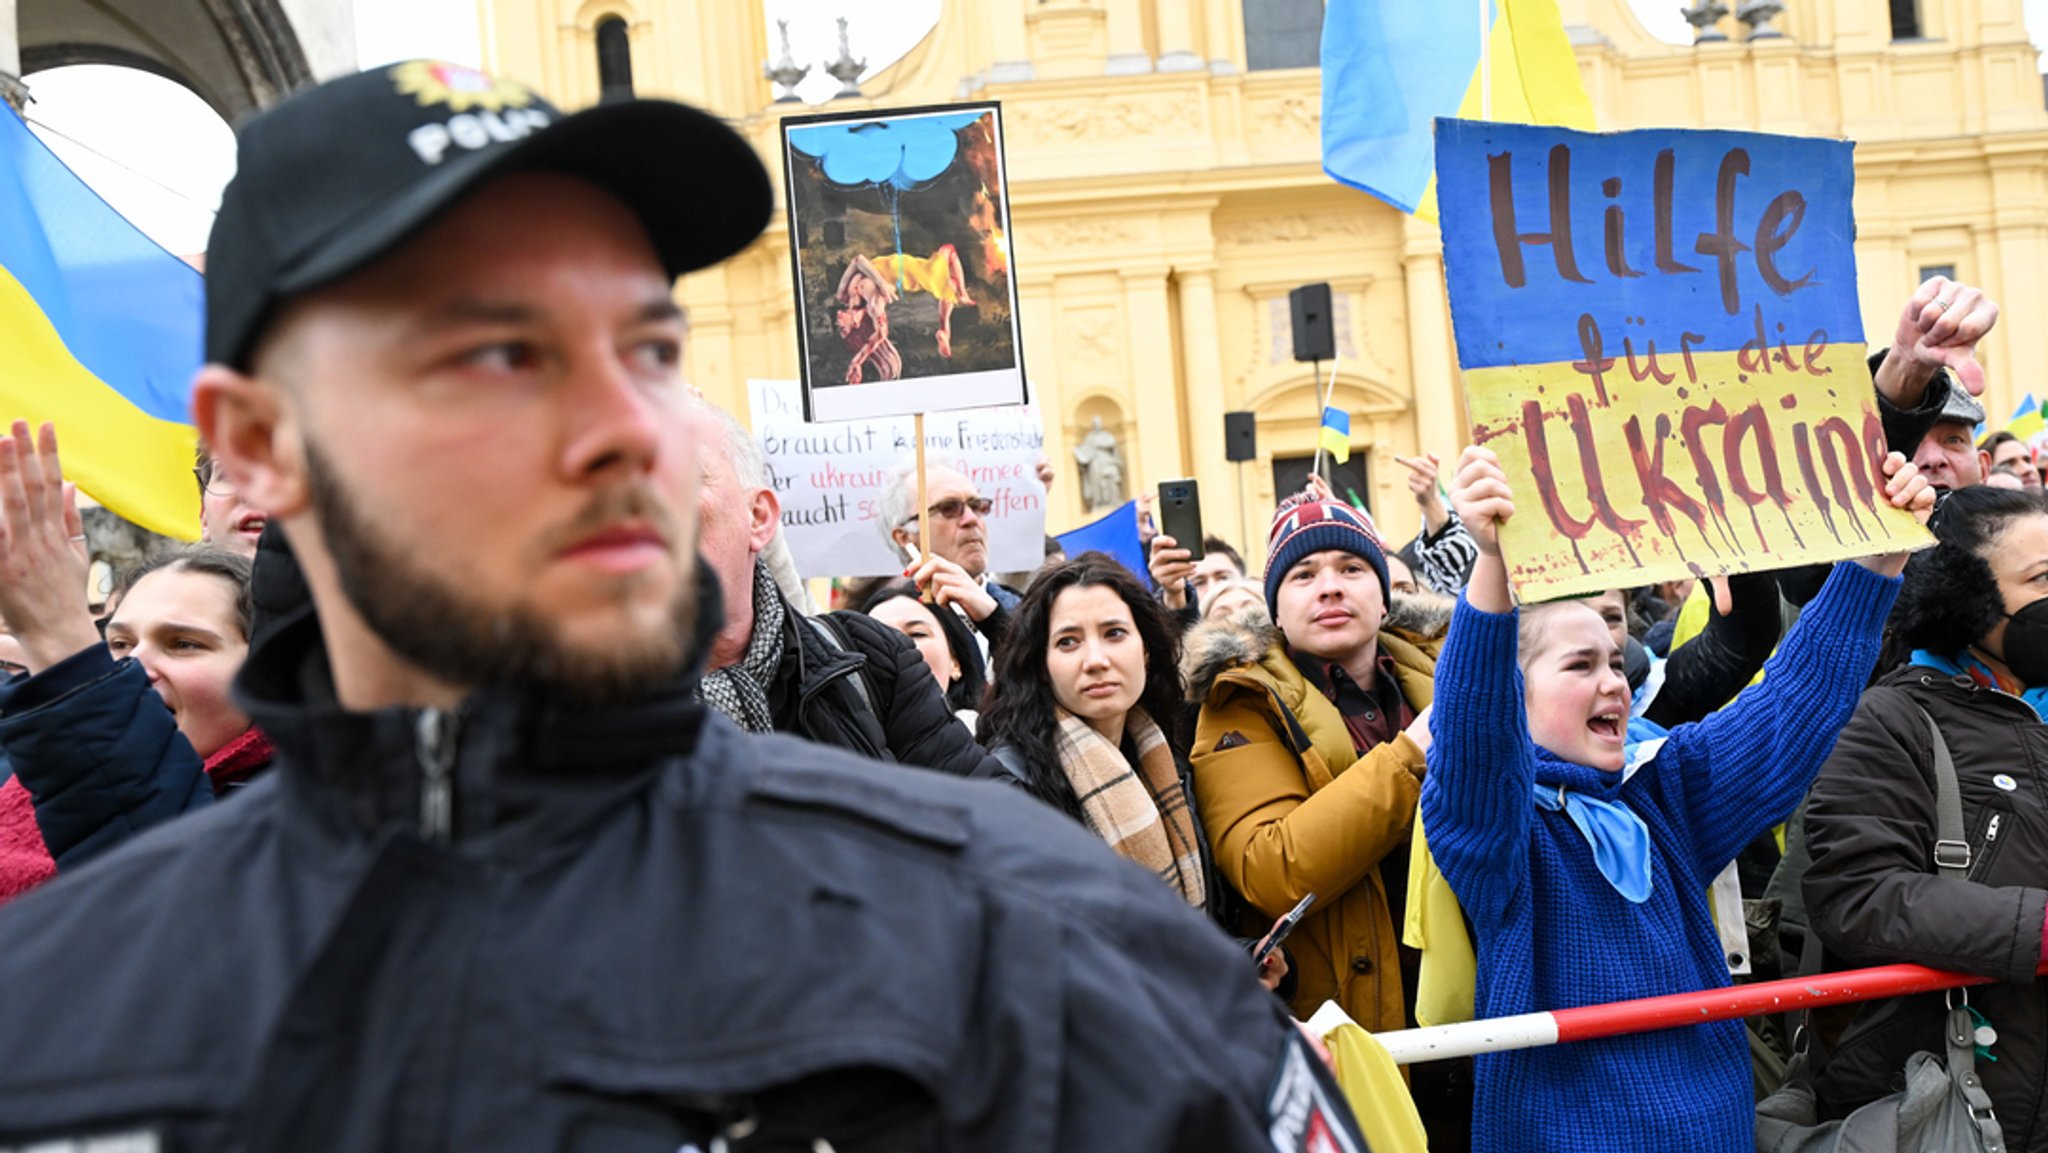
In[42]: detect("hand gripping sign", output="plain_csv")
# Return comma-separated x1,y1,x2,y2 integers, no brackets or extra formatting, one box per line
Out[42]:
1435,121,1931,601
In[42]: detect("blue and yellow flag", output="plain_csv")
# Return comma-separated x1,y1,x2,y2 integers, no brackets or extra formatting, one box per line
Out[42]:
1319,407,1352,464
0,105,201,540
2003,395,2044,444
1321,0,1594,220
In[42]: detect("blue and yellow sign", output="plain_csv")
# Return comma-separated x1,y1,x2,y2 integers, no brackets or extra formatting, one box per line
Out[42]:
1436,120,1929,600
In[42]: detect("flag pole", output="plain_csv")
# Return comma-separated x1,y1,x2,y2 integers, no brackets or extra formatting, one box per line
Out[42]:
1310,358,1327,482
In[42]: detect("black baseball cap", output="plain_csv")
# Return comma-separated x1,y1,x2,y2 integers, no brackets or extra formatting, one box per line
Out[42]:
204,60,772,370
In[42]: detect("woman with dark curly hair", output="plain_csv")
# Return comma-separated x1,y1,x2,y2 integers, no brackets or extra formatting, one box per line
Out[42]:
975,553,1211,911
1801,485,2048,1147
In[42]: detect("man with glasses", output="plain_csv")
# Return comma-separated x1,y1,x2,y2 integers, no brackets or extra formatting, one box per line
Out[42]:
194,451,267,558
880,465,1023,662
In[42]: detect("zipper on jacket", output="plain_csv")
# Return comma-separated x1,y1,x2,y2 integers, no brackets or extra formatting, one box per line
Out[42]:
416,706,460,843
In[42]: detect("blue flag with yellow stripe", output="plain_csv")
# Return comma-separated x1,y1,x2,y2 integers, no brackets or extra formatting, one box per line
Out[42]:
1319,406,1352,463
0,104,201,540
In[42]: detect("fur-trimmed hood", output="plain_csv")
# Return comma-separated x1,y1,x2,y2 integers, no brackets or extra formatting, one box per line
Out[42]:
1178,591,1454,704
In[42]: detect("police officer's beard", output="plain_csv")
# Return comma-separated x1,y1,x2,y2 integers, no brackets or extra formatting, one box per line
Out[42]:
303,439,700,707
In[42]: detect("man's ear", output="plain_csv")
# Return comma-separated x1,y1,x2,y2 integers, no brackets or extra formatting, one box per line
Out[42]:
191,364,308,517
1981,449,1994,479
747,487,780,554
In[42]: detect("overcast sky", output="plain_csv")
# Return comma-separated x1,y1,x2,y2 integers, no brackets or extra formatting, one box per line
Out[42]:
18,0,2048,256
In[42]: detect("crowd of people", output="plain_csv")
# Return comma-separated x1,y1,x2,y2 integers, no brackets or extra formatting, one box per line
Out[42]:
0,60,2043,1153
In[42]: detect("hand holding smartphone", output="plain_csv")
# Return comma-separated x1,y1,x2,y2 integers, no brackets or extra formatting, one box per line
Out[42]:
1155,479,1204,561
1252,893,1315,967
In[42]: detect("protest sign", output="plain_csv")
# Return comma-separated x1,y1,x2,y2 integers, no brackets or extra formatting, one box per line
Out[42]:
746,379,1047,579
1436,120,1931,601
780,102,1027,423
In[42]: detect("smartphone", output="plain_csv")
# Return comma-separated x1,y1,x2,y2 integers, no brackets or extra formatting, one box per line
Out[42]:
1156,479,1205,560
1252,893,1315,967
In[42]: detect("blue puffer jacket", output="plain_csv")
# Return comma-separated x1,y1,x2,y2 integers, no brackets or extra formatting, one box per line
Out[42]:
0,645,212,869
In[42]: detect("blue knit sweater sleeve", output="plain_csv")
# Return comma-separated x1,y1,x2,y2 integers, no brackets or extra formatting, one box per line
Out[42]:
1649,560,1900,877
1419,594,1532,926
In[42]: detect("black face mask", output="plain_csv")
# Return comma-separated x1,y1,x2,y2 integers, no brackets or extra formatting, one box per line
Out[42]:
1993,596,2048,687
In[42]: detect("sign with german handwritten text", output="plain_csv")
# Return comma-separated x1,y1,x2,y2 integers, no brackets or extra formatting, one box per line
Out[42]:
1435,120,1930,601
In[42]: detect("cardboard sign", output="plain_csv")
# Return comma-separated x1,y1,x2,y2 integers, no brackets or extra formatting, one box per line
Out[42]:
1436,120,1930,601
780,102,1028,423
746,379,1047,579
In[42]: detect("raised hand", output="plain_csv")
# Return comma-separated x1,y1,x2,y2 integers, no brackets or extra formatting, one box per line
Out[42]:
1856,452,1937,579
0,422,101,674
1877,275,1999,401
1448,446,1515,557
908,553,999,623
1149,533,1195,610
1449,446,1516,614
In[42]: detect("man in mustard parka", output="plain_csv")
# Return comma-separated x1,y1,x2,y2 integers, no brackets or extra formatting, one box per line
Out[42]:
1183,487,1442,1034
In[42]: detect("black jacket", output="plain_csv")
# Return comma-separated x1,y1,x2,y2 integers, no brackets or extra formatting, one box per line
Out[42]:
779,606,999,777
1803,664,2048,1149
0,609,1360,1152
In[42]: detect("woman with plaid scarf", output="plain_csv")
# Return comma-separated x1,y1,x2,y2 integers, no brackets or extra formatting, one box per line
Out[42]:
975,553,1217,918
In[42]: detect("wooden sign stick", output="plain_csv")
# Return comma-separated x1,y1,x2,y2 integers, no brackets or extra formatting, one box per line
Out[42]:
915,411,934,604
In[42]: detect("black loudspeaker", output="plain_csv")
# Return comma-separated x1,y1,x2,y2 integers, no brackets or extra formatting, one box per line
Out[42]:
1224,412,1257,462
1289,282,1335,362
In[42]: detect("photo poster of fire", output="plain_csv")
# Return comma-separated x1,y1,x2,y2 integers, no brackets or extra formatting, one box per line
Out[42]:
1435,119,1931,602
781,101,1027,423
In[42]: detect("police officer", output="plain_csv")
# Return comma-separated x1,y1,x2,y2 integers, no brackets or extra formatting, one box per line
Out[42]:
0,63,1361,1152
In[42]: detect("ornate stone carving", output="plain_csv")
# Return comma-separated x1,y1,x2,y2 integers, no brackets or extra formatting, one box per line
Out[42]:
1006,96,1188,145
1252,94,1320,136
1028,217,1145,251
1215,213,1373,246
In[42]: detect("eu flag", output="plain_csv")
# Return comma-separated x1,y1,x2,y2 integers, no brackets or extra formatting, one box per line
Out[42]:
0,104,202,539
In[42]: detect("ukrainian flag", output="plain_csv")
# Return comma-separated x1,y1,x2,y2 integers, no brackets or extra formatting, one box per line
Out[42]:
1321,0,1594,219
2004,396,2044,444
1319,407,1352,464
0,104,202,540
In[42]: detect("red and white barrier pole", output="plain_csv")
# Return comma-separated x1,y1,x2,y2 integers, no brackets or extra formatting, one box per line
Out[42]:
1374,962,2040,1065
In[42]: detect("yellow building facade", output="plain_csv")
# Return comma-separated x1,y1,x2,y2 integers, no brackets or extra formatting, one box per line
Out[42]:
480,0,2048,558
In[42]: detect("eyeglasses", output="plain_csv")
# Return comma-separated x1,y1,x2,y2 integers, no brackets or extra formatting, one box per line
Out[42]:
193,462,236,496
903,496,992,526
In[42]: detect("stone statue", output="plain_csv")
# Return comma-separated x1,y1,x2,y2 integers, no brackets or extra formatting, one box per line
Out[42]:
1073,418,1125,513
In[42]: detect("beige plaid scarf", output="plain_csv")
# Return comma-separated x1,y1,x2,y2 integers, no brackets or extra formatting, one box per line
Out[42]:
1052,707,1207,908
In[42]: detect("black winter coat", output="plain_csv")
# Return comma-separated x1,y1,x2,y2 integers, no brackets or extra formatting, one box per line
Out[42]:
782,607,999,777
1804,663,2048,1149
0,610,1360,1152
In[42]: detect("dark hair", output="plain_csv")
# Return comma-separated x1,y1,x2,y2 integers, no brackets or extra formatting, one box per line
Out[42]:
1981,430,2021,455
1202,535,1246,577
1889,486,2048,657
977,553,1188,818
113,547,255,641
853,580,988,714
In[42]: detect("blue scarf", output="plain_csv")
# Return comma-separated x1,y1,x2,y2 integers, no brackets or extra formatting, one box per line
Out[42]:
1531,757,1655,905
1911,650,2048,722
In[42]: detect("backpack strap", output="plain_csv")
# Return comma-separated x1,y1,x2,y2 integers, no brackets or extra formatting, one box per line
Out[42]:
1917,704,1970,878
804,613,880,720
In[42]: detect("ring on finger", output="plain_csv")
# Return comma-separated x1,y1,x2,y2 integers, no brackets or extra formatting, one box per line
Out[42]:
1935,296,1955,312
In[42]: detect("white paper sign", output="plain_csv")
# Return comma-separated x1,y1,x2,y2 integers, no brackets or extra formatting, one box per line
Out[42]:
746,379,1048,579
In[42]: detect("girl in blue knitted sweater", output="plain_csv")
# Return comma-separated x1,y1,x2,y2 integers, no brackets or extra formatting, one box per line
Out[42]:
1420,445,1932,1153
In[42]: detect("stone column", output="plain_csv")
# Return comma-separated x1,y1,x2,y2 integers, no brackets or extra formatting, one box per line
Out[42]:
1176,266,1236,547
1155,0,1203,71
1401,218,1464,459
1106,0,1152,74
1122,266,1187,490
